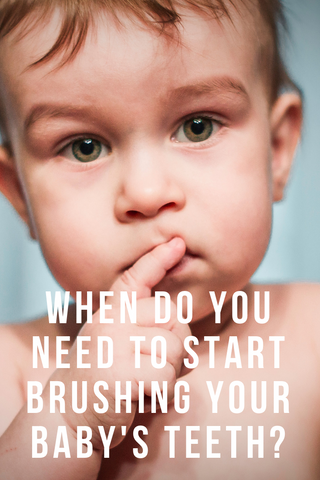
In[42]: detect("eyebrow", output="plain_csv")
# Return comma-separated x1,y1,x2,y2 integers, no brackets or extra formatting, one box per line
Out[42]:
24,104,100,132
168,76,249,103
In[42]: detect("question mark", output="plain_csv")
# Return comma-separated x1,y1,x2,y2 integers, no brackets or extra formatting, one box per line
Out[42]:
270,426,285,458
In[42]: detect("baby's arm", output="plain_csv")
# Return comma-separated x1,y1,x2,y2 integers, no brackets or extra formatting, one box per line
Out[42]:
0,238,189,479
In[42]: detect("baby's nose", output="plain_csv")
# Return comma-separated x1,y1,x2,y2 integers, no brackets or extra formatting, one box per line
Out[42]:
114,153,185,221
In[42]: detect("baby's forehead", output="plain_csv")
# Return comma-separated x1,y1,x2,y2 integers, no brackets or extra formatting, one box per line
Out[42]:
0,5,263,91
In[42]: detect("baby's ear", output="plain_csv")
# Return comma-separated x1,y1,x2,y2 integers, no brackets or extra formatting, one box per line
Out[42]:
270,92,302,201
0,145,36,238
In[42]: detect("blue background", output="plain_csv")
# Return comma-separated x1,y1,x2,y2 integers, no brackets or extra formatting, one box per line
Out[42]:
0,0,319,323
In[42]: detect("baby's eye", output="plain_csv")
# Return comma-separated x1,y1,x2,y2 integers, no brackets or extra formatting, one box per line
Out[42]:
62,138,109,162
173,117,220,143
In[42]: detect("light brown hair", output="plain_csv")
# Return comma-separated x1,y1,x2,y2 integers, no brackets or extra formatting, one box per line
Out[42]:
0,0,296,103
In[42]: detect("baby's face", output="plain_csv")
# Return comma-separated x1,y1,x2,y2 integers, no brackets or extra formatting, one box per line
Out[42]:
0,8,285,319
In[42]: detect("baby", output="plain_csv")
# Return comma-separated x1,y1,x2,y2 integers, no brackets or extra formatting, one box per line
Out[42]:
0,0,319,478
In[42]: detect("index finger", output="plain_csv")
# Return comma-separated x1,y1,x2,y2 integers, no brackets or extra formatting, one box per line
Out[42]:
112,237,186,299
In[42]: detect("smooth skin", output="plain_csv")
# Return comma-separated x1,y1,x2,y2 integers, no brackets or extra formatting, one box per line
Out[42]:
0,4,319,480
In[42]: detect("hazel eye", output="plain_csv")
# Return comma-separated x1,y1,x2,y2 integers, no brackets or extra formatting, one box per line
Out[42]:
174,117,220,143
61,138,110,162
72,138,105,162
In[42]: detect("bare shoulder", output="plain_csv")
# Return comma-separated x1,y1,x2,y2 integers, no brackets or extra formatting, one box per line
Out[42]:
266,282,320,315
255,282,320,339
0,317,50,435
0,322,30,434
0,317,49,364
0,308,79,435
253,282,320,312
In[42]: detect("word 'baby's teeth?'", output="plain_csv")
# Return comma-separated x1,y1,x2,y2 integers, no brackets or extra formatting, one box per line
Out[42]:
32,424,286,460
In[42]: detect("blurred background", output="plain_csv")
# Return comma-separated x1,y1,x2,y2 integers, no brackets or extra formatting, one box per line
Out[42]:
0,0,319,323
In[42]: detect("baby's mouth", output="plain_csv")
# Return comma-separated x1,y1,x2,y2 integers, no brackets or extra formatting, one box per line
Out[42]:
166,249,198,276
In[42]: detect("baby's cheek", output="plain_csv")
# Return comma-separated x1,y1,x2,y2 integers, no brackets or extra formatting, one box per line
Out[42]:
39,226,89,290
204,177,272,272
224,196,272,270
33,212,105,298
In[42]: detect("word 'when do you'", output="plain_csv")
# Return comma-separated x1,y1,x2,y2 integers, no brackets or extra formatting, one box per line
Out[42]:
46,290,270,325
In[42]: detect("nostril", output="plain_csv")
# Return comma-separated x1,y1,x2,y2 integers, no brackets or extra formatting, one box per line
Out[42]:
127,210,141,219
159,202,176,212
126,202,176,219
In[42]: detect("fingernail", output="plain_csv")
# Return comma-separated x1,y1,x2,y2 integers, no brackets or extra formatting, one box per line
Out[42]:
168,237,183,248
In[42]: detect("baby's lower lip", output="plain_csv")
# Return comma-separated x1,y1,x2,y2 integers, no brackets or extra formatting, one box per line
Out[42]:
166,252,197,276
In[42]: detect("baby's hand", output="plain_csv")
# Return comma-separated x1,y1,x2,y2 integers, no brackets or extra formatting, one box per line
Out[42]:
49,238,190,450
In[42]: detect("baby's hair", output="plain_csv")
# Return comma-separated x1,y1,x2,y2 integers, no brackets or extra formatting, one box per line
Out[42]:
0,0,296,102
